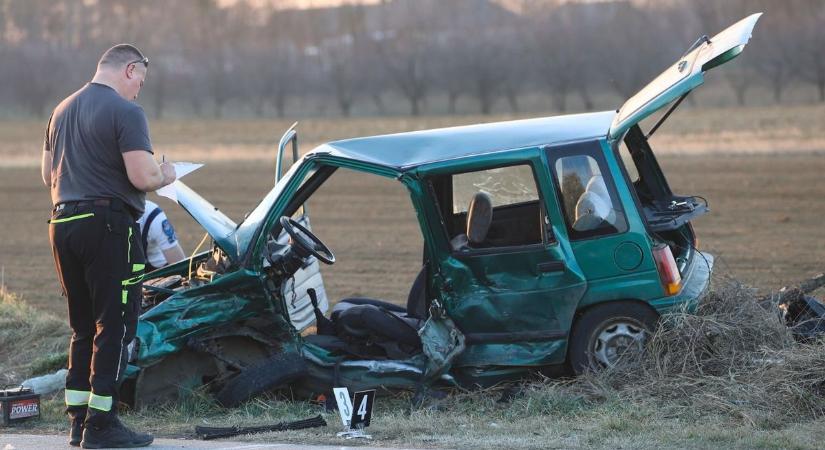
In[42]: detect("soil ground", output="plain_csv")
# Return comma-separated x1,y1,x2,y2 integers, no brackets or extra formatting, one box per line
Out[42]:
4,106,824,306
2,109,825,449
2,154,823,316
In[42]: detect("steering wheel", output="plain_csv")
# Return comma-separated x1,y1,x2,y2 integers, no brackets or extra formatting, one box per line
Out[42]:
279,216,335,265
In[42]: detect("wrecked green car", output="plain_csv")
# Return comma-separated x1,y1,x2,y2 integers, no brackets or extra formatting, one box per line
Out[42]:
122,14,761,407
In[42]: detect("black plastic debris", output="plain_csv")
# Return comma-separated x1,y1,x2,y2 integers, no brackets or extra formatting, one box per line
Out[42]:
195,415,327,440
780,293,825,342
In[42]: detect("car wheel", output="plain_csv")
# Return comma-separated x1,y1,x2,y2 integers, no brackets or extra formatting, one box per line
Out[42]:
568,302,658,375
214,351,308,407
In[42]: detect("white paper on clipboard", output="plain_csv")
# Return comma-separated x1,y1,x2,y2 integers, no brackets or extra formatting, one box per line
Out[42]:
156,162,203,202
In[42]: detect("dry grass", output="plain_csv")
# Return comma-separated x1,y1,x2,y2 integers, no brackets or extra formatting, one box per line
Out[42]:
0,289,68,386
5,278,825,448
573,277,825,428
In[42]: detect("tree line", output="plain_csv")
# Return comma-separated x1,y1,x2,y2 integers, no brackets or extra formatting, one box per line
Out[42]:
0,0,822,119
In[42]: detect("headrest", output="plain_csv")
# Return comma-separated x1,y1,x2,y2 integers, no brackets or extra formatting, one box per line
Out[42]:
573,191,610,231
466,192,493,245
573,176,617,232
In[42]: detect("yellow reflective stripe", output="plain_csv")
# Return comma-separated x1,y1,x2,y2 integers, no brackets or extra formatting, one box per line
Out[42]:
65,389,90,406
132,263,145,273
49,213,94,224
122,289,128,304
122,274,144,286
88,393,113,411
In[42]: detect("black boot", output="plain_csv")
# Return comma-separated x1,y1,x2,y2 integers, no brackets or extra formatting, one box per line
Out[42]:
81,412,153,449
67,407,87,447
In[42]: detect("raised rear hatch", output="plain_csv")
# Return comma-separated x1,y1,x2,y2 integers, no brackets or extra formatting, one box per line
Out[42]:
609,13,762,140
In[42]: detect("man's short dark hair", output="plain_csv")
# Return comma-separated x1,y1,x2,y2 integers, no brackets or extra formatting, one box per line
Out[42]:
98,44,145,68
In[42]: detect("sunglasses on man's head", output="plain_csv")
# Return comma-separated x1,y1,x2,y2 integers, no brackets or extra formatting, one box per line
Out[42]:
127,56,149,68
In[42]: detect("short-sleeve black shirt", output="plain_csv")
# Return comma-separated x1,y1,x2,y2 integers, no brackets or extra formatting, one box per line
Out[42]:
45,82,153,215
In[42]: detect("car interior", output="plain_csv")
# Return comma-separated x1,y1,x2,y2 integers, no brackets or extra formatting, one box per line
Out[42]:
297,163,550,360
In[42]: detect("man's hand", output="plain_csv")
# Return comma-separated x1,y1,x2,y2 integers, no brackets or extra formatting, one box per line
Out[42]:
159,161,176,187
123,150,175,192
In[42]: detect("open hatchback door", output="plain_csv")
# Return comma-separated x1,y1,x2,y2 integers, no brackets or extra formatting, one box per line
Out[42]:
609,13,762,140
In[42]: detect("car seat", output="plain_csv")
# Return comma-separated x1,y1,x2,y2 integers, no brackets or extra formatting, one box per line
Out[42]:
450,191,494,251
304,266,428,359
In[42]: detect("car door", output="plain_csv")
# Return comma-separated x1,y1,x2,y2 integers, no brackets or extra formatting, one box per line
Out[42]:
274,125,329,332
425,156,587,367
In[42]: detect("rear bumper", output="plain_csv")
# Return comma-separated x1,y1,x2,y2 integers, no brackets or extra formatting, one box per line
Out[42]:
649,252,714,314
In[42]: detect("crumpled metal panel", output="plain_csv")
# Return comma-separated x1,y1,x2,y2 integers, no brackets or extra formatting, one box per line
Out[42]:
174,181,239,259
455,340,566,368
297,345,430,393
135,270,278,367
418,313,466,380
436,247,586,367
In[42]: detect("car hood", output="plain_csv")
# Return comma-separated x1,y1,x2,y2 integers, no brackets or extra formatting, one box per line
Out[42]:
174,181,240,260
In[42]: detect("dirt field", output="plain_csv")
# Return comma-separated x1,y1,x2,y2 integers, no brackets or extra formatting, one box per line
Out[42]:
2,152,824,316
2,107,825,314
3,109,825,449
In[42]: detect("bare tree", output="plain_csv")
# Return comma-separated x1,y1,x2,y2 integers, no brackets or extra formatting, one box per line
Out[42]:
316,4,372,116
725,65,757,106
432,34,469,114
0,0,819,118
796,0,825,102
379,22,432,116
529,6,579,112
754,23,795,103
598,5,675,100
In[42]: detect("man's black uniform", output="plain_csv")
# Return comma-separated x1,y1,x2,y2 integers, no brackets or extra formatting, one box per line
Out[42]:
45,82,151,424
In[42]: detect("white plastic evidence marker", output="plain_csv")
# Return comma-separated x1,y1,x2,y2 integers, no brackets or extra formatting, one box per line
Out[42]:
333,387,375,439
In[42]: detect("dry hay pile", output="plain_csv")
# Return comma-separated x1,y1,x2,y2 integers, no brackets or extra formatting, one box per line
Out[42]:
578,278,825,425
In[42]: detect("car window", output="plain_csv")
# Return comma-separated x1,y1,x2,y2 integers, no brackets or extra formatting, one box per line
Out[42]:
617,141,640,183
553,154,628,239
452,165,539,213
432,164,546,252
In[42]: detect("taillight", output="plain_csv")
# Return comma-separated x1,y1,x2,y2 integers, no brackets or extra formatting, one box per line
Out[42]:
653,244,682,296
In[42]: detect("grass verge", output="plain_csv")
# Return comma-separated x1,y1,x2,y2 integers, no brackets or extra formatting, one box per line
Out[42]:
0,289,68,386
3,279,825,449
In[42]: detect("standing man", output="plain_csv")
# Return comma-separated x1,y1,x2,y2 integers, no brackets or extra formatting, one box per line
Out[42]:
42,44,175,448
138,199,185,271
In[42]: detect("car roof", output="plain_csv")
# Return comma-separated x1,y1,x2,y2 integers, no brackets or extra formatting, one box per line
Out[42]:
309,110,615,171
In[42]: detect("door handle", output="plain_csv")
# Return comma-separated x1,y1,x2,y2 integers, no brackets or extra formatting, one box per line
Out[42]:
537,261,565,273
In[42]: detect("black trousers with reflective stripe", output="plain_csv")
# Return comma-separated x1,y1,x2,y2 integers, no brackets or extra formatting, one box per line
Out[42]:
49,202,145,415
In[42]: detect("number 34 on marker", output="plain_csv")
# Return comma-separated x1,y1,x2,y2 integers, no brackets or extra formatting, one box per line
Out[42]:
333,387,375,439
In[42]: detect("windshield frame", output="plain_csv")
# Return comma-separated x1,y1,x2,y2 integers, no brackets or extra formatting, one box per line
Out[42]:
234,156,311,265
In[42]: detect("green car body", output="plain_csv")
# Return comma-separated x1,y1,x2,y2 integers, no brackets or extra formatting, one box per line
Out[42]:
123,14,760,405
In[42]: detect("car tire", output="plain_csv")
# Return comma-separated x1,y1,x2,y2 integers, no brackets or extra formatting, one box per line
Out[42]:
568,301,659,375
215,351,308,407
